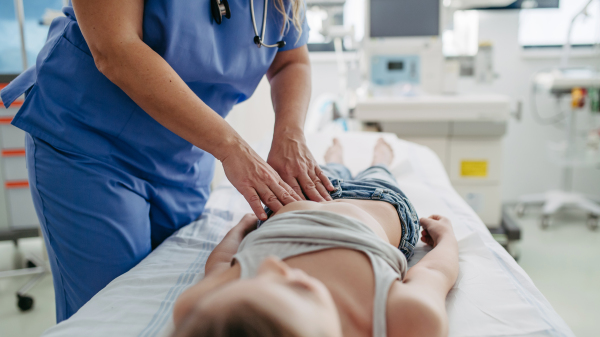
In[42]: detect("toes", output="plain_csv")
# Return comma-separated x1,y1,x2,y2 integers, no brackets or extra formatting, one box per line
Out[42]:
376,138,393,152
378,138,391,148
372,138,394,165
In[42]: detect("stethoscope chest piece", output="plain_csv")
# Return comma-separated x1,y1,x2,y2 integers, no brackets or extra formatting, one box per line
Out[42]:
211,0,231,24
211,0,285,48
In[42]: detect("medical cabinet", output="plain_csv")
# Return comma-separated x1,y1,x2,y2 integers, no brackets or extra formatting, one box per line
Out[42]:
355,94,510,228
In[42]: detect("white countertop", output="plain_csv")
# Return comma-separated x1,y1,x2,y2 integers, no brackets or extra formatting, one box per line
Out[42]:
354,94,511,122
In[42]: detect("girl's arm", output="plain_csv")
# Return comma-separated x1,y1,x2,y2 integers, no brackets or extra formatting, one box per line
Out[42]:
388,215,459,337
173,214,257,325
406,215,459,291
204,214,258,276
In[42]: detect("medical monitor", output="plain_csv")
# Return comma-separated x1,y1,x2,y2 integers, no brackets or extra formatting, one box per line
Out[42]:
369,0,440,38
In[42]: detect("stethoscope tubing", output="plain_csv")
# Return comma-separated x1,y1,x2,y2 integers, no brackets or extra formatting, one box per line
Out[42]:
213,0,283,48
249,0,280,48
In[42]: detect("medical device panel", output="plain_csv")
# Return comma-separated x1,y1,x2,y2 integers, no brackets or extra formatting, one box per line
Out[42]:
363,0,443,94
370,55,420,86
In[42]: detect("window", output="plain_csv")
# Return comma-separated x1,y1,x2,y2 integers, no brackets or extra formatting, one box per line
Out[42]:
519,0,600,47
0,0,64,74
443,10,479,56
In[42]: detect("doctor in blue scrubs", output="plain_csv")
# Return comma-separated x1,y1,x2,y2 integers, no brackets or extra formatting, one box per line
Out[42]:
0,0,335,322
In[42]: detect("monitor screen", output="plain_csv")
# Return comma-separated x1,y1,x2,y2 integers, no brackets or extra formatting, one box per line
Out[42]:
370,0,440,38
388,61,404,70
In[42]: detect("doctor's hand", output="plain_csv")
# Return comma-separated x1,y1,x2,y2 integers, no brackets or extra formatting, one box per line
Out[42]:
267,131,335,202
221,141,302,221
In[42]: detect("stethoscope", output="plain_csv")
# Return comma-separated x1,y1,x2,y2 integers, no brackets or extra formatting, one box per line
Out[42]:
211,0,286,48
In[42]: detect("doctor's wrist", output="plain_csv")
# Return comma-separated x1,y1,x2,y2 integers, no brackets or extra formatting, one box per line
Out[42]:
273,125,305,141
213,133,249,163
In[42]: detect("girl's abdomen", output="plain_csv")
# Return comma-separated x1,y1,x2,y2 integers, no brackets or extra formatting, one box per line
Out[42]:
274,199,402,247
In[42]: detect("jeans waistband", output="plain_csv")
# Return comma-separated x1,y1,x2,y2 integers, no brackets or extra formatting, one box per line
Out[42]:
260,178,420,260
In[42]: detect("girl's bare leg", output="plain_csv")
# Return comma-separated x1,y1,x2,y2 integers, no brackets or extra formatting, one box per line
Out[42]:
371,138,393,167
324,138,344,164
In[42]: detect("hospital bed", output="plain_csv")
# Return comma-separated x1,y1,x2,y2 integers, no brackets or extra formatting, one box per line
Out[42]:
40,132,574,337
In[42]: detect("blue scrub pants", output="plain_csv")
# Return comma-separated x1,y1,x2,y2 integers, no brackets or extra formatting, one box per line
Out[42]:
25,134,210,322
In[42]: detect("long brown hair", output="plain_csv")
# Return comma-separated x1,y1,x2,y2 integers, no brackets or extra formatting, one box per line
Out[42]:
273,0,305,39
171,301,301,337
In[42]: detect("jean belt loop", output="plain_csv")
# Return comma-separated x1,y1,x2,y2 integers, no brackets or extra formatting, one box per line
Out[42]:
371,188,383,200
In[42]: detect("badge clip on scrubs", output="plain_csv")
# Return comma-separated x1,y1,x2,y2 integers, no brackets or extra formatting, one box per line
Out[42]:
211,0,286,49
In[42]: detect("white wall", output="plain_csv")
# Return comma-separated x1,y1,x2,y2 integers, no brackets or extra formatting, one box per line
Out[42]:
224,10,600,201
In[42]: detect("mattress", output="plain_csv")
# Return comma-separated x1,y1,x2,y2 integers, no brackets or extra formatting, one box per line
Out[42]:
41,132,574,337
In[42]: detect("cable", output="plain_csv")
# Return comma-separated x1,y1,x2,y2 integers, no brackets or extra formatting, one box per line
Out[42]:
529,71,568,125
561,0,595,67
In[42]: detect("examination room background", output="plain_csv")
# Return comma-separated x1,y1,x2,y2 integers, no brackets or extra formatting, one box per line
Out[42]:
1,3,600,337
220,12,600,336
223,10,600,201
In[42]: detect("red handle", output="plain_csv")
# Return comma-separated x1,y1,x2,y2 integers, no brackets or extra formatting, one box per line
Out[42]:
5,180,29,189
6,101,23,108
1,149,26,157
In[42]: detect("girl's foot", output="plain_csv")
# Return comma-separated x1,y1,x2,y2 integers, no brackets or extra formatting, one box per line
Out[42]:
372,138,393,167
324,138,344,164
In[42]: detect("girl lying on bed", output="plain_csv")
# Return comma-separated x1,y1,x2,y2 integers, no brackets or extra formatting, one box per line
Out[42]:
171,138,459,337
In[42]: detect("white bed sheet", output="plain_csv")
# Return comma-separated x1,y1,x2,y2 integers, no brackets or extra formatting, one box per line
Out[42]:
41,132,574,337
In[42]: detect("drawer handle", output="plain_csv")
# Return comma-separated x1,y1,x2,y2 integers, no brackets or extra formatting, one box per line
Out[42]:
1,149,26,157
0,117,14,125
5,180,29,189
0,101,23,108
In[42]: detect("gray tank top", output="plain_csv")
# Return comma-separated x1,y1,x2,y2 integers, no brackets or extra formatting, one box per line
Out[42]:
232,211,407,337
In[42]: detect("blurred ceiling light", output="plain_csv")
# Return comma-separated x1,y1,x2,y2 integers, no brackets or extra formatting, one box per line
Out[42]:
443,10,479,56
447,0,515,9
521,0,539,9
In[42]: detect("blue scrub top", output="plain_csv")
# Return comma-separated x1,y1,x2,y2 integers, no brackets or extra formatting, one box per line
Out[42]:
1,1,309,187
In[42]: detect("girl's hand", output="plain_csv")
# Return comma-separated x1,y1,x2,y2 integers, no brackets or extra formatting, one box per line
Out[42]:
229,214,259,239
267,131,335,202
420,215,453,247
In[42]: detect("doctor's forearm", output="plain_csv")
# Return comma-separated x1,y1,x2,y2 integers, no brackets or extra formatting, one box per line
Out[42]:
97,41,244,160
264,47,335,200
267,47,312,136
73,0,301,219
269,63,311,136
73,0,244,160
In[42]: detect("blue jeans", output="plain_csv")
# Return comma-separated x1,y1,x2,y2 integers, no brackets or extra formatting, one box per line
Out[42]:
263,163,420,260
